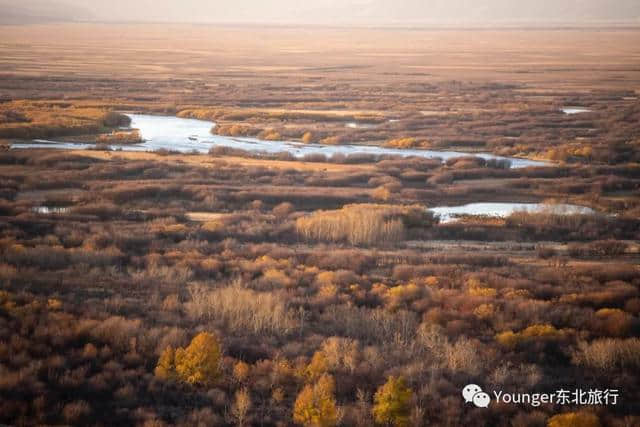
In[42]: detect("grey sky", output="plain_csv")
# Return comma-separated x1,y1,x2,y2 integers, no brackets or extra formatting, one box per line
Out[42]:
2,0,640,25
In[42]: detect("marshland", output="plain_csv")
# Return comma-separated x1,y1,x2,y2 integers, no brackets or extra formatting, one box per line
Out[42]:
0,21,639,427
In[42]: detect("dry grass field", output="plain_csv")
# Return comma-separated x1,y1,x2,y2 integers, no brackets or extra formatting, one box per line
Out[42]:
1,25,639,89
0,24,639,427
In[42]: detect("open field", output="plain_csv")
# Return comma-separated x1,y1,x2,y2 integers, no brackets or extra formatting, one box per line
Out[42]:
0,24,639,427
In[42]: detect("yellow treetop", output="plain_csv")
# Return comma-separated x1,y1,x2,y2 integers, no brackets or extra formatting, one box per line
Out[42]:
373,376,413,427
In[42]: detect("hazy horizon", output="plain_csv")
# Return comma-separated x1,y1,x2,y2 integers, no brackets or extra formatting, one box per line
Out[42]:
2,0,640,26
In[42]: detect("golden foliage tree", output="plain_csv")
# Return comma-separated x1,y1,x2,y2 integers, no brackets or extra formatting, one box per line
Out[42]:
305,351,329,382
154,332,221,386
293,374,339,427
372,376,413,427
154,346,177,380
175,332,222,386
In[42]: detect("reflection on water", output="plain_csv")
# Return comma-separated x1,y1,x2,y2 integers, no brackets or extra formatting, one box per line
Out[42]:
345,122,378,129
12,114,550,169
32,206,70,214
429,202,596,223
561,106,592,115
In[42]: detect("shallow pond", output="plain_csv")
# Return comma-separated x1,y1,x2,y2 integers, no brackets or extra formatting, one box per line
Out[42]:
12,114,550,168
429,202,596,223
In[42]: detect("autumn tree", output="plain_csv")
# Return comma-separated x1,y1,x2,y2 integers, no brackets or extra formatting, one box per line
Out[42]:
372,376,413,427
293,374,339,427
154,332,221,386
154,346,177,380
231,388,252,427
305,351,329,382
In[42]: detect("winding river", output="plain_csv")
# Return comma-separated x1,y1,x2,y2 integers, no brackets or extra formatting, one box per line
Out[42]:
18,114,596,221
12,114,550,169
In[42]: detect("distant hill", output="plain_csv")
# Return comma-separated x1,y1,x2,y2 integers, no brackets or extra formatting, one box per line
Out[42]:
0,0,92,24
1,0,639,26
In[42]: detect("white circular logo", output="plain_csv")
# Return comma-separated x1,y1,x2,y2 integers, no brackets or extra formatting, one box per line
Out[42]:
462,384,491,408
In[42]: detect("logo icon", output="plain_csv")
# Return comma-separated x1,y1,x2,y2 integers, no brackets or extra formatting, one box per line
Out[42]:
462,384,490,408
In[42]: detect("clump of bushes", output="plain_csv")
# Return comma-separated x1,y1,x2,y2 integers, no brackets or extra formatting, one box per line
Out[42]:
384,137,428,149
101,111,131,128
96,130,142,144
295,204,425,246
573,338,640,372
185,283,298,337
496,324,567,348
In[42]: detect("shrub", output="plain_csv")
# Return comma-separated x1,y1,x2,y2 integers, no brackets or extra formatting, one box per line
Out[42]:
231,388,252,427
384,282,426,309
320,337,360,374
321,305,418,346
215,123,255,137
296,204,407,246
594,308,634,336
92,316,141,352
259,129,281,141
536,245,556,259
186,283,298,336
473,303,495,319
547,411,600,427
96,130,142,144
573,338,640,371
372,186,392,201
62,400,91,424
589,240,628,256
418,325,482,375
102,112,131,127
273,202,295,219
233,361,250,383
302,153,328,163
302,132,314,143
384,137,424,149
373,376,413,427
496,324,566,348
